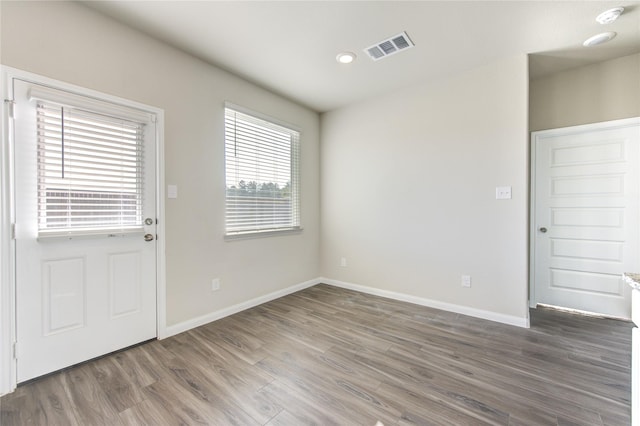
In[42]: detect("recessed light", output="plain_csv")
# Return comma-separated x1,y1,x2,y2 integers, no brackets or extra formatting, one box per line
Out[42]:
336,52,356,64
583,31,617,47
596,7,624,25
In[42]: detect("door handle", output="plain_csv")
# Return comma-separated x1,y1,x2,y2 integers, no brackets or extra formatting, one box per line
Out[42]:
539,227,547,233
144,234,155,242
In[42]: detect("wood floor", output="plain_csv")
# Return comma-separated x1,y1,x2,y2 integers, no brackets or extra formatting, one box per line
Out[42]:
0,284,633,425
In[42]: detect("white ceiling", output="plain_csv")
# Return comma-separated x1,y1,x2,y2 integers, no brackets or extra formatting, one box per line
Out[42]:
82,1,640,113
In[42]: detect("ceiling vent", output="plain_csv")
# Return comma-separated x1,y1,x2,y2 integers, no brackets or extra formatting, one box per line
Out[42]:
364,31,415,61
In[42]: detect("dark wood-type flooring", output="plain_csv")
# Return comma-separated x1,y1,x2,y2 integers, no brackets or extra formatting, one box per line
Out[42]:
0,284,633,425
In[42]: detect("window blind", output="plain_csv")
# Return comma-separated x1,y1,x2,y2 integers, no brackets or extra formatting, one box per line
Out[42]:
37,102,145,235
224,107,300,235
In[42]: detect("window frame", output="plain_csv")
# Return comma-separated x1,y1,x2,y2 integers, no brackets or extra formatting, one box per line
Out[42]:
223,102,302,239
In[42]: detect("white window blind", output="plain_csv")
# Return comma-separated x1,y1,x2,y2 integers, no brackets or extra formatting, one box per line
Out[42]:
224,106,300,235
37,102,145,236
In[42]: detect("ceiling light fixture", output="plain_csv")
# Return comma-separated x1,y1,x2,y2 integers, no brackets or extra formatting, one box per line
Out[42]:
336,52,356,64
596,7,624,24
583,31,617,47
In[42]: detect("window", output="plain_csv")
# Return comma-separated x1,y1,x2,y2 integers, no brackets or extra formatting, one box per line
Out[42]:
37,101,145,236
224,104,300,236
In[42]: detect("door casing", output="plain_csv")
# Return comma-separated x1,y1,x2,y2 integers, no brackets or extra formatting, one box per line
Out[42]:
0,66,167,395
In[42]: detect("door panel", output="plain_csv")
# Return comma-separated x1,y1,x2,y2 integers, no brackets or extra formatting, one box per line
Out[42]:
551,174,624,196
549,269,622,295
43,257,86,334
532,118,640,318
13,79,157,382
109,251,143,318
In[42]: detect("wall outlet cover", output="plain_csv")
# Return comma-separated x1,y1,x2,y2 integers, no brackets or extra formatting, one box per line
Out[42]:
461,275,472,288
211,278,221,291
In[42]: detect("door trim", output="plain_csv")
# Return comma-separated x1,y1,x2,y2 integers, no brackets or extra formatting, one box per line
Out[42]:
529,117,640,311
0,66,167,395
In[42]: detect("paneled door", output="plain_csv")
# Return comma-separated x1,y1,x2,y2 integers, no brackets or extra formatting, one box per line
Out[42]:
12,78,158,382
531,118,640,318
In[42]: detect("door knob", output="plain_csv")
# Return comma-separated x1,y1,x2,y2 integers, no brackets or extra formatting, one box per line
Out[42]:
539,227,547,233
144,234,154,242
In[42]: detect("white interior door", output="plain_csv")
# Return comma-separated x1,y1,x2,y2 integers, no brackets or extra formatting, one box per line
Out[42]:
532,118,640,318
12,79,157,382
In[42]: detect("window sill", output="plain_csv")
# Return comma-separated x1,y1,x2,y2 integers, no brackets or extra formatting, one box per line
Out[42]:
224,227,303,241
37,228,144,242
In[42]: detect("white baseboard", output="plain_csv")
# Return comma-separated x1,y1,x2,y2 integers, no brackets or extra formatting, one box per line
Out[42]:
163,276,529,338
319,277,530,328
162,277,321,338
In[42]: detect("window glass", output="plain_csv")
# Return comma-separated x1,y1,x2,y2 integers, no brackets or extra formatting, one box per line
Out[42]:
224,106,300,236
37,102,144,235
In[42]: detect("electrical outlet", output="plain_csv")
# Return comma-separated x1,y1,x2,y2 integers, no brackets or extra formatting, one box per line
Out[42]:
461,275,471,288
211,278,221,291
340,257,347,267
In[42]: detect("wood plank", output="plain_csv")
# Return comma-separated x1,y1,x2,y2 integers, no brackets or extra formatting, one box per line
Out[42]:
59,364,124,425
0,284,632,425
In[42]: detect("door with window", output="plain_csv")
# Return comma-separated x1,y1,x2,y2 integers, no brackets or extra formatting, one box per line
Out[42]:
531,118,640,318
12,79,158,382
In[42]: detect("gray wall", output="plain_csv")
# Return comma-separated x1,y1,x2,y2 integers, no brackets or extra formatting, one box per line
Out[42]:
530,53,640,131
4,1,568,330
320,56,530,322
1,1,321,327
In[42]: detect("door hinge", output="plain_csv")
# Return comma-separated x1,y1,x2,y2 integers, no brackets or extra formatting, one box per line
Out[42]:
10,223,16,240
12,342,18,360
4,99,15,119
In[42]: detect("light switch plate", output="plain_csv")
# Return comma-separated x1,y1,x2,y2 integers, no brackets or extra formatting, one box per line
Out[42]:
496,186,512,200
168,185,178,199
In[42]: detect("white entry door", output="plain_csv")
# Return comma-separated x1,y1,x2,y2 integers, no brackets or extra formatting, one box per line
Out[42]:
531,118,640,318
12,78,158,382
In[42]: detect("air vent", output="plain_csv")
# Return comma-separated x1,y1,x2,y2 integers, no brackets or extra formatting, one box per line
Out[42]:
364,31,414,61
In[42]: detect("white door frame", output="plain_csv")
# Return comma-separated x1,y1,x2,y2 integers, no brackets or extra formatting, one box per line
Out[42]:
529,117,640,310
0,66,167,395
